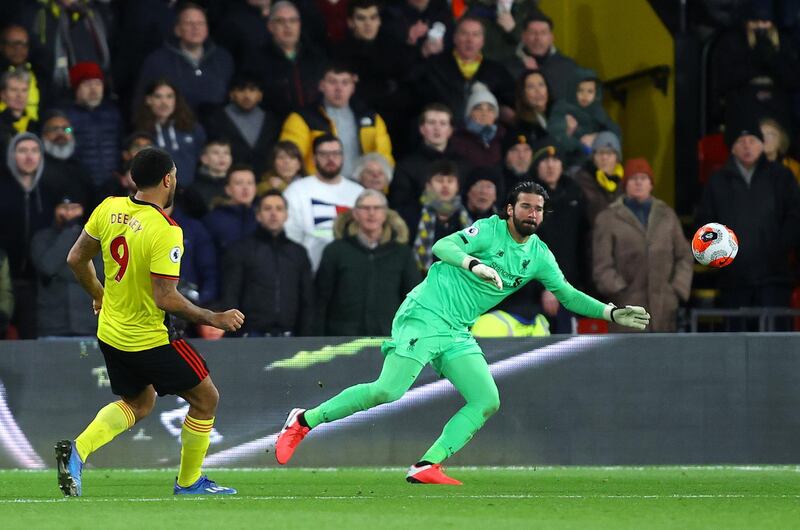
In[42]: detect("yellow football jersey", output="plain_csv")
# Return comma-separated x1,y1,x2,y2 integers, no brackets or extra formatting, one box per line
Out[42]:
84,196,183,351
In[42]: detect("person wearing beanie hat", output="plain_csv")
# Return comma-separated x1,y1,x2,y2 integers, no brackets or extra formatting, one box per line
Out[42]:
696,113,800,328
68,62,104,92
593,156,693,332
574,130,624,225
450,82,506,169
463,166,501,221
63,60,123,189
501,130,535,192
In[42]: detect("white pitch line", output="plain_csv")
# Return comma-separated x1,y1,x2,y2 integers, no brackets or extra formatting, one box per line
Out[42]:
2,493,800,504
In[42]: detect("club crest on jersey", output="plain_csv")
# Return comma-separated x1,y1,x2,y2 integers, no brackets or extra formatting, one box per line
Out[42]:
465,225,479,237
170,246,181,263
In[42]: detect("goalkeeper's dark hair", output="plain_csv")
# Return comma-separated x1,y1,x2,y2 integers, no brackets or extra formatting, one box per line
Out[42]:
130,147,174,189
501,181,549,219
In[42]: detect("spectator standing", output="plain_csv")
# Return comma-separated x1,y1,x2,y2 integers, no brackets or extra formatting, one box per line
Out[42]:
135,2,234,113
464,0,540,62
283,134,364,271
760,117,800,181
406,160,472,274
31,191,102,337
62,62,122,188
257,140,305,194
0,132,58,338
573,131,624,226
383,0,452,64
0,25,47,122
280,62,393,178
0,70,37,147
696,128,800,317
389,103,464,212
201,75,279,176
353,152,393,193
18,0,112,101
513,69,553,145
40,111,95,206
594,158,693,332
202,164,258,253
412,16,514,127
222,190,313,337
316,189,419,336
503,11,580,102
449,82,506,169
133,80,206,185
244,1,327,118
463,166,500,221
191,139,233,214
215,0,271,68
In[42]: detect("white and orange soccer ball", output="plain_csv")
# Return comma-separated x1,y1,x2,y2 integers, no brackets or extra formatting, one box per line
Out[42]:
691,222,739,268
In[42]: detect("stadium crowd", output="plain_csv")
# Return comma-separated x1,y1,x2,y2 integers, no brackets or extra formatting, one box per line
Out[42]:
0,0,798,338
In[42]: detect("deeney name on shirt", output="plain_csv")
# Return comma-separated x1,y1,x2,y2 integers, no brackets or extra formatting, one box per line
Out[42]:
110,213,144,232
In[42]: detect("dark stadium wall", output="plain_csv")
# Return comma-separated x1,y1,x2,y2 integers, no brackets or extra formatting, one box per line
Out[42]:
2,336,800,468
539,0,677,207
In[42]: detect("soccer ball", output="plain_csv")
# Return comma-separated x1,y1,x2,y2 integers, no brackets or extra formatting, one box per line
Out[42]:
691,223,738,268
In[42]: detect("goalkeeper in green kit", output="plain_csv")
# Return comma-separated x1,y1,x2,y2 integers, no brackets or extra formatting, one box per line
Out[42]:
275,181,650,484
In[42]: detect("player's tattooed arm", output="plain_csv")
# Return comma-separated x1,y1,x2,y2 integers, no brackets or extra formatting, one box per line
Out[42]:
151,276,244,332
67,230,104,310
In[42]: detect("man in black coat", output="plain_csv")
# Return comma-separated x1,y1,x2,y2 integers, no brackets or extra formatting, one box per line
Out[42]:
411,16,513,128
221,189,313,336
696,128,800,319
243,1,327,119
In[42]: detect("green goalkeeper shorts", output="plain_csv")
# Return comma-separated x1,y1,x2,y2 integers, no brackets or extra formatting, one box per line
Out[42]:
380,297,483,376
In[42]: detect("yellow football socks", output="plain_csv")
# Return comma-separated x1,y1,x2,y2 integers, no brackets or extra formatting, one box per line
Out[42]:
75,400,136,462
177,415,214,487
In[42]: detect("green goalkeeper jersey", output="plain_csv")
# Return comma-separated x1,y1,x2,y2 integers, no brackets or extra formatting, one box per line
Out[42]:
407,215,607,328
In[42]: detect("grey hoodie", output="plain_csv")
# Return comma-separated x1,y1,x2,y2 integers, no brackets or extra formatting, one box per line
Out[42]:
7,131,45,191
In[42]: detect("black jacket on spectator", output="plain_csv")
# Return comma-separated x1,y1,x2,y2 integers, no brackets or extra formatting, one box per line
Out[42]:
315,213,419,336
201,104,279,175
244,40,327,119
31,220,102,337
383,0,454,65
214,1,270,68
696,156,800,289
388,143,467,211
202,202,257,252
412,53,514,127
135,38,234,112
0,134,58,280
172,207,218,306
63,100,122,187
221,227,313,336
43,154,96,209
533,175,589,289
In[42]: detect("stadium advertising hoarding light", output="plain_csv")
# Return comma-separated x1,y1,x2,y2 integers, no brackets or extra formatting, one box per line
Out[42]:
1,335,800,469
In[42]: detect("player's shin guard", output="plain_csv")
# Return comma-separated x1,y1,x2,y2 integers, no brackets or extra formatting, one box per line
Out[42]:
177,415,214,488
75,400,136,462
420,404,486,464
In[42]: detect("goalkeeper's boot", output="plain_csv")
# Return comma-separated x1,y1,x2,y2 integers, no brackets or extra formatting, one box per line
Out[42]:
275,408,310,464
406,463,462,485
55,440,83,497
173,475,237,495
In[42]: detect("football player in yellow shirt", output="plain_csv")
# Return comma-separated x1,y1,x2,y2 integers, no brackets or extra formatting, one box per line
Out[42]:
57,147,244,496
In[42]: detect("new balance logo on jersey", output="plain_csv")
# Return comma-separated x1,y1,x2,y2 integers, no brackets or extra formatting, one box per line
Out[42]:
496,250,504,257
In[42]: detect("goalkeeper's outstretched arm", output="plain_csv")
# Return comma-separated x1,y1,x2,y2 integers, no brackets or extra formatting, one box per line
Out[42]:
432,231,503,290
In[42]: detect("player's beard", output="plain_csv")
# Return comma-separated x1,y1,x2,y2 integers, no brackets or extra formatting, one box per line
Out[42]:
512,213,537,236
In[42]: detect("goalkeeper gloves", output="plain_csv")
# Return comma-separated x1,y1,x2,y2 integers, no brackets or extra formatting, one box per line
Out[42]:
462,257,503,290
603,304,650,330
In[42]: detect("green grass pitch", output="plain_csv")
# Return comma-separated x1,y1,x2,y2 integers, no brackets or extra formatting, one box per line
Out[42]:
2,467,799,529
